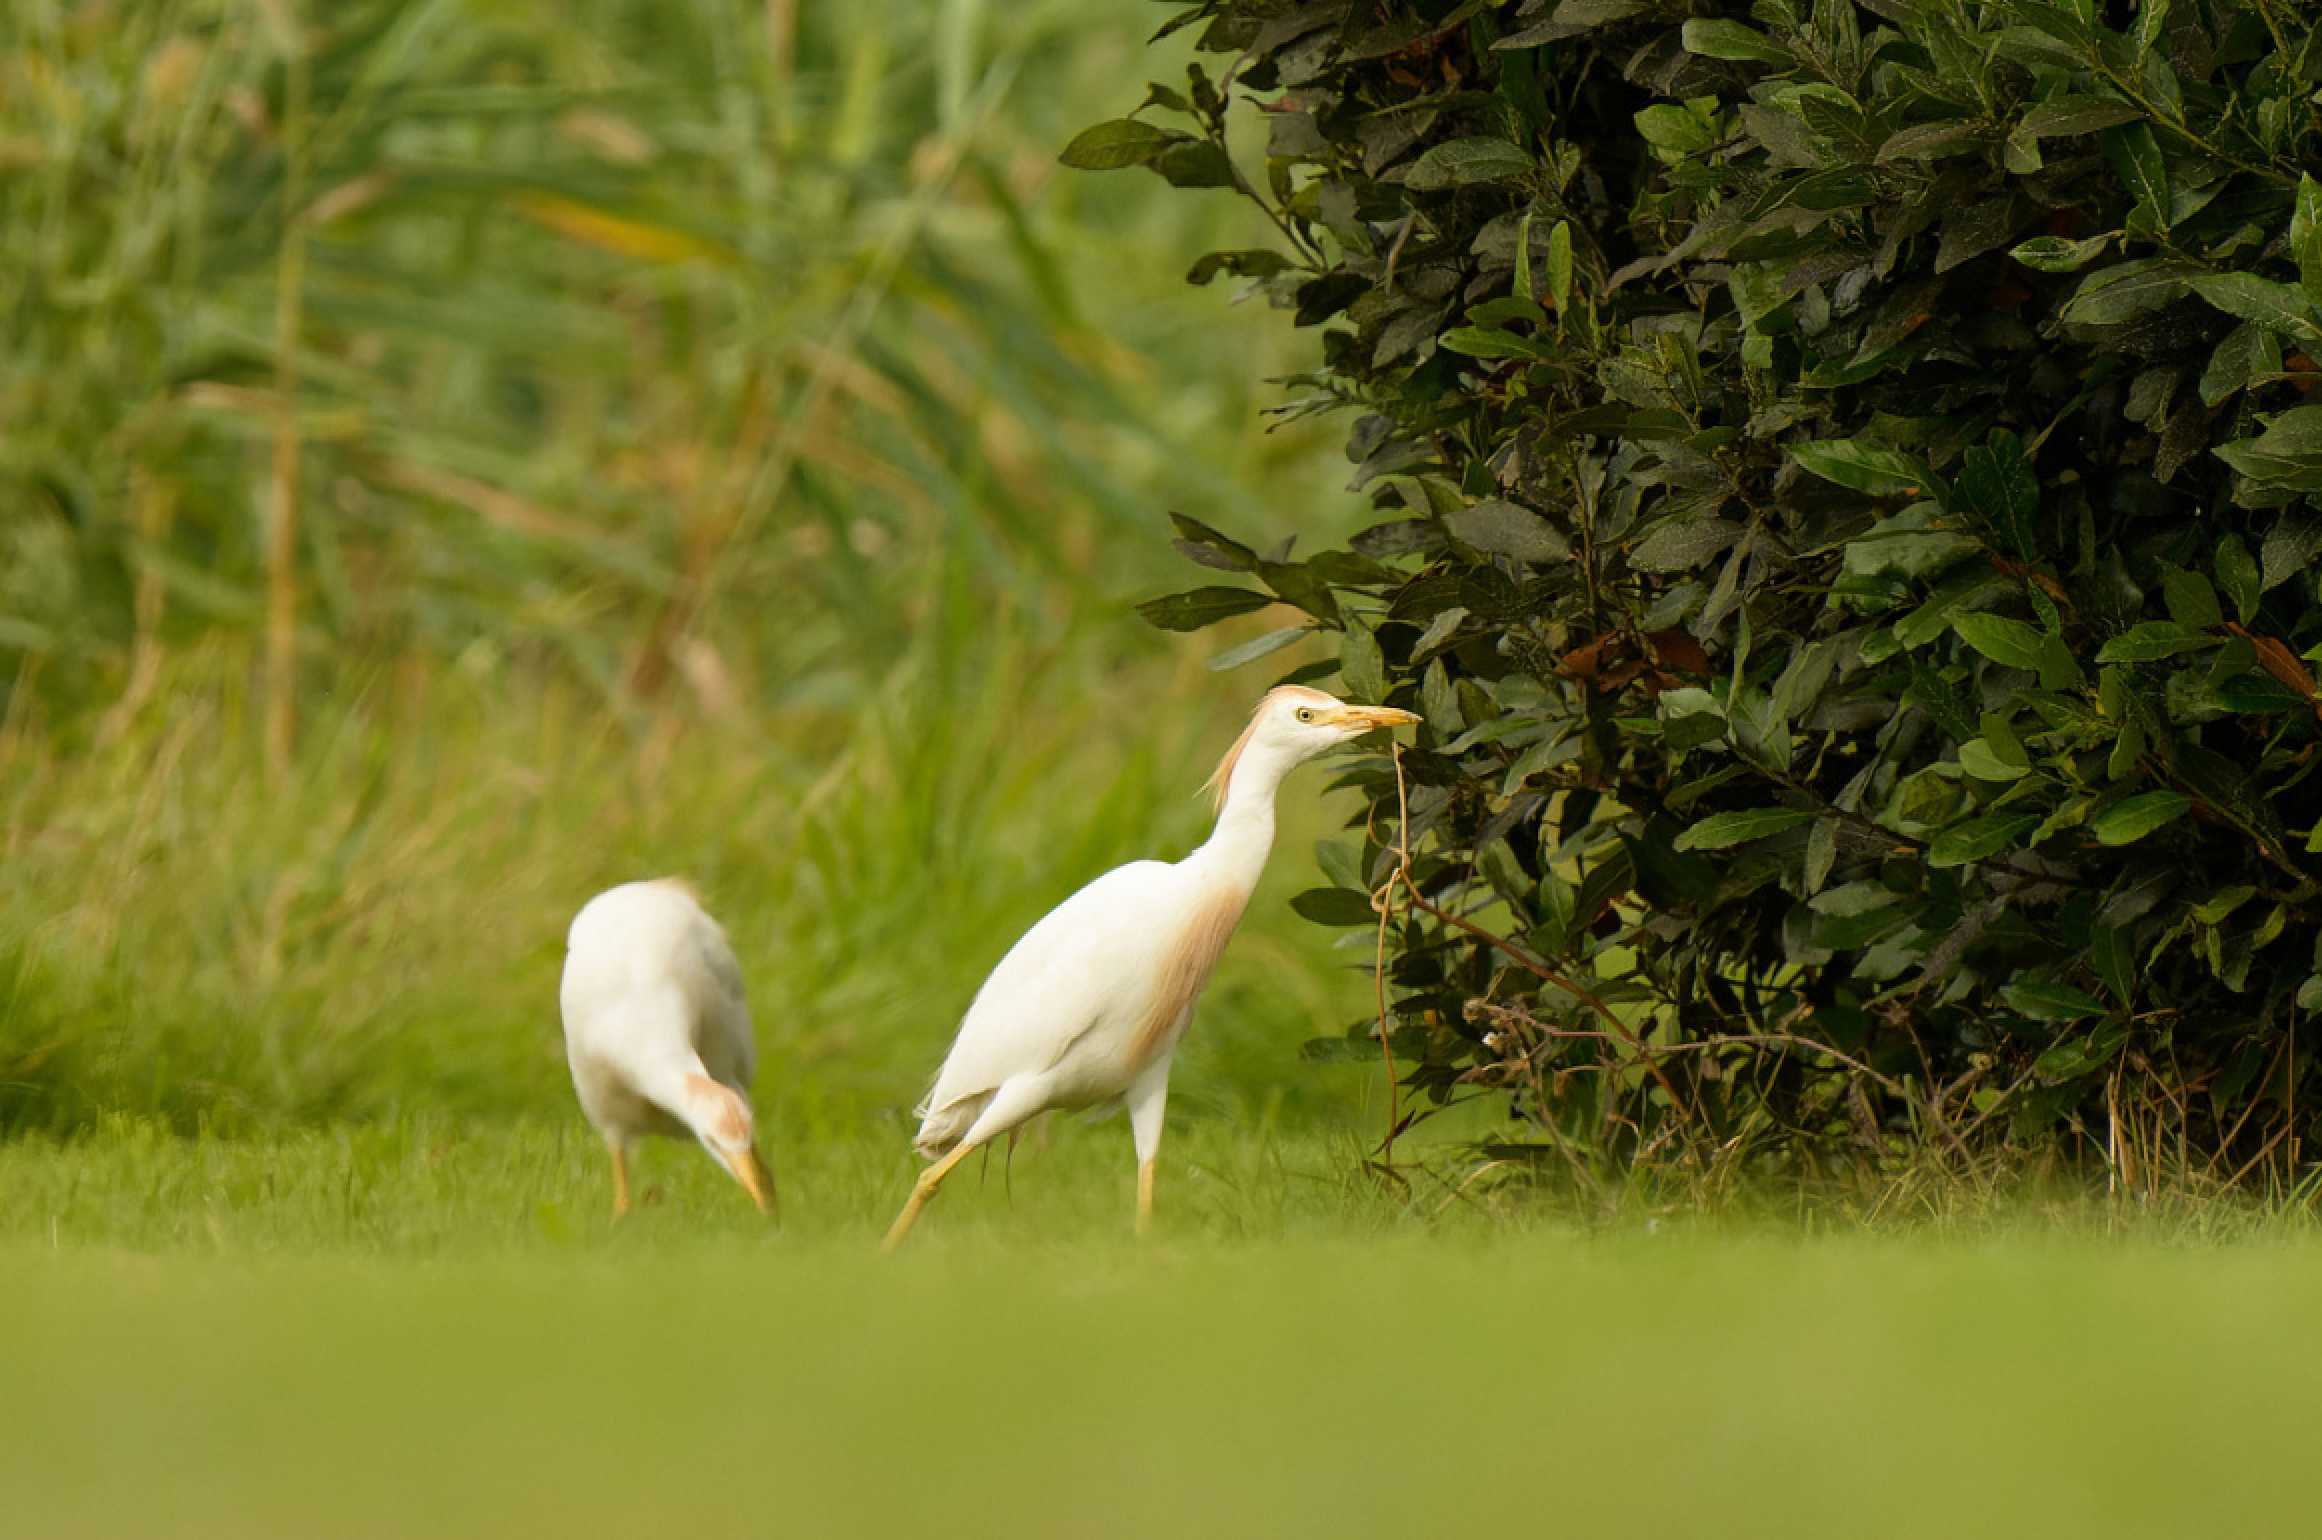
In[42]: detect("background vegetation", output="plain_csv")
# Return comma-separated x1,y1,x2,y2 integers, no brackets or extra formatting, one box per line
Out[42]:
0,0,1414,1144
1113,0,2322,1199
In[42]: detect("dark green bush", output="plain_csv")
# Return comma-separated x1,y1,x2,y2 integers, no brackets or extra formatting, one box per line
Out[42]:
1082,0,2322,1183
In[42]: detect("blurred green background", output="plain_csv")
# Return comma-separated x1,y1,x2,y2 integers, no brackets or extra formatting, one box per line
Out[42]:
0,0,1401,1145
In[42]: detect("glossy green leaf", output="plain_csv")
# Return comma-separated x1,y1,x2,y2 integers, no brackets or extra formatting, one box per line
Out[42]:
2091,790,2192,845
2200,324,2284,407
2010,234,2110,272
2261,513,2322,591
1439,327,1551,360
2004,980,2108,1021
2060,259,2195,325
1169,512,1257,571
1290,887,1380,926
1338,621,1385,701
1152,140,1235,187
2018,97,2142,138
2186,272,2322,343
2101,122,2169,227
1634,104,1715,157
1059,119,1176,170
1953,612,2046,670
1209,625,1311,671
1680,18,1791,63
1186,249,1292,287
2096,622,2221,662
1954,431,2038,556
2161,567,2221,629
1959,739,2030,781
1136,586,1274,631
1673,807,1815,851
1544,220,1573,315
1405,138,1535,189
1927,813,2041,869
1444,499,1569,563
2215,534,2261,623
1790,440,1932,497
2092,926,2133,1005
2292,173,2322,308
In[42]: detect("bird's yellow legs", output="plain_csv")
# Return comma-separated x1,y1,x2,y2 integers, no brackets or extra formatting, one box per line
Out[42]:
1137,1158,1157,1237
723,1144,779,1218
883,1141,979,1251
609,1144,632,1221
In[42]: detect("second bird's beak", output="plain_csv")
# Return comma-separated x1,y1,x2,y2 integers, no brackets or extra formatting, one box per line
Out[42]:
1336,705,1422,731
725,1145,779,1219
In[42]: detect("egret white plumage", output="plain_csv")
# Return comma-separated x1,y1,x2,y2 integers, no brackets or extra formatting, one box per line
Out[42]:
559,879,776,1219
883,686,1420,1248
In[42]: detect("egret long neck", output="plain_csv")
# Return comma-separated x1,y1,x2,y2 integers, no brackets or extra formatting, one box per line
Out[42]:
1192,740,1296,891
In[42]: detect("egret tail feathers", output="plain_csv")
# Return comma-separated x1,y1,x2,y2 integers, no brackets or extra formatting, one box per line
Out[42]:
911,1089,993,1160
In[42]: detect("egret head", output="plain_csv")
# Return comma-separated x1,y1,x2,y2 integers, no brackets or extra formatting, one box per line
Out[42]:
682,1073,777,1215
1206,685,1421,810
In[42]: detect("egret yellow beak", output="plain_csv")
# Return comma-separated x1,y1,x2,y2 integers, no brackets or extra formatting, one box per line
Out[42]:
1333,704,1422,731
722,1144,779,1218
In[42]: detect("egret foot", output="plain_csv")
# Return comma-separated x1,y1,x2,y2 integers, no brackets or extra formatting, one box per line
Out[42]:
883,1142,978,1252
1136,1158,1157,1238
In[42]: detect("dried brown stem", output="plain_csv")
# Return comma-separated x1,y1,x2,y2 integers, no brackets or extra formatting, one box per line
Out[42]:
1368,741,1411,1166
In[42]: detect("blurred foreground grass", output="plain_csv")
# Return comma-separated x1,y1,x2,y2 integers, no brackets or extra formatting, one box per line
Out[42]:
5,1155,2317,1539
7,1110,2311,1537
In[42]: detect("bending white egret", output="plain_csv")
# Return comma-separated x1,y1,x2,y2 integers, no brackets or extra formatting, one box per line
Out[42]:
884,686,1420,1248
559,879,776,1219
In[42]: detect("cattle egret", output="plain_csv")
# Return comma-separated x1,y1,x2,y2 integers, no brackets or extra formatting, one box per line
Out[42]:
559,879,776,1219
884,686,1420,1248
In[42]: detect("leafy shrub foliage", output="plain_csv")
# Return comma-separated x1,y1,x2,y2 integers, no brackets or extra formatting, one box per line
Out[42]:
1082,0,2322,1182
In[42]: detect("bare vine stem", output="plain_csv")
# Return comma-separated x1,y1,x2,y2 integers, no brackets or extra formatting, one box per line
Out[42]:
1396,883,1698,1125
1368,741,1413,1167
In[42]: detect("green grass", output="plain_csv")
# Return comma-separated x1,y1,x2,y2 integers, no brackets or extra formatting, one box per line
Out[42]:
0,1116,1409,1252
5,1118,2319,1539
0,630,1409,1137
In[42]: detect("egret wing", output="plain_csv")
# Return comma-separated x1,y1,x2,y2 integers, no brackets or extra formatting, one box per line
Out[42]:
686,913,756,1091
919,859,1185,1116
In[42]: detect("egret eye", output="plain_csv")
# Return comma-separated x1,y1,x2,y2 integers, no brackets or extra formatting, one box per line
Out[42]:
1295,707,1316,723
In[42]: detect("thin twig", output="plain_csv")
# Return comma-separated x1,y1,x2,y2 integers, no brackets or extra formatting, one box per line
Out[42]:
1396,885,1698,1123
1474,996,1910,1094
1368,741,1412,1167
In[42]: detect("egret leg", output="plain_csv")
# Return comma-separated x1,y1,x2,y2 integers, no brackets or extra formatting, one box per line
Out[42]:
889,1076,1054,1249
882,1141,978,1252
1127,1059,1172,1239
609,1142,633,1222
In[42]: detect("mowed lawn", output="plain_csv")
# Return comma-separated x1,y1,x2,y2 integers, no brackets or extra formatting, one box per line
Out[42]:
4,1121,2318,1539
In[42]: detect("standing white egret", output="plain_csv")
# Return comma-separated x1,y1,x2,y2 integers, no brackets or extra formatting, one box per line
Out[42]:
559,879,776,1219
884,686,1420,1248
